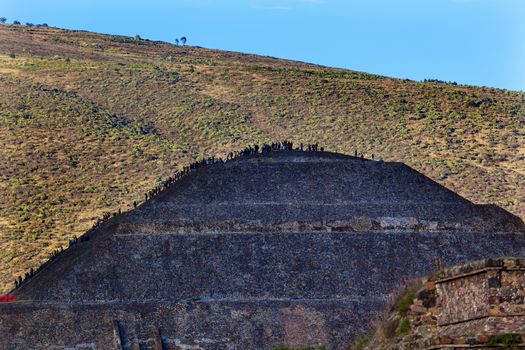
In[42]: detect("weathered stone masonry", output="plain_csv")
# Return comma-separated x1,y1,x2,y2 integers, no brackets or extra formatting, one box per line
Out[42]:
1,151,524,349
372,257,525,349
437,258,525,330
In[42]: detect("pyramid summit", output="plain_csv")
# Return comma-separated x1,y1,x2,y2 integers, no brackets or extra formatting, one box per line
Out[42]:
2,148,524,349
113,149,519,229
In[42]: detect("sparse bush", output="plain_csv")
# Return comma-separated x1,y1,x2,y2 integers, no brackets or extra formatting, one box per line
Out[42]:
502,333,521,347
397,289,416,317
109,35,149,45
50,36,63,43
110,36,135,44
423,78,457,85
367,280,422,345
487,333,522,347
9,52,16,59
395,319,410,337
381,318,400,339
351,335,372,350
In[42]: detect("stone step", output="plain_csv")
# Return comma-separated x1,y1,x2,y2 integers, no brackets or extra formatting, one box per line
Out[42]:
15,231,525,303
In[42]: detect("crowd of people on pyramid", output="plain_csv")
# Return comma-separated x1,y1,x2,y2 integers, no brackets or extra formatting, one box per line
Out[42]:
12,141,377,291
141,141,323,202
13,238,79,290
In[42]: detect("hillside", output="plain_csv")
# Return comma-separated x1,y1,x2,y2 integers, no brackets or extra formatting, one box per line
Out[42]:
0,24,524,293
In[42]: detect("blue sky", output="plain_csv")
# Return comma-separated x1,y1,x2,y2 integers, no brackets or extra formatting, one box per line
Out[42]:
2,0,525,91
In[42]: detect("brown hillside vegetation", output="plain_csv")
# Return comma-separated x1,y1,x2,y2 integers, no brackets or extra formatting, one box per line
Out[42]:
0,24,524,293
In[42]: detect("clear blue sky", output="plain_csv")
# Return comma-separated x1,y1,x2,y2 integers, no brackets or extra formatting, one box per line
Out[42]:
2,0,525,91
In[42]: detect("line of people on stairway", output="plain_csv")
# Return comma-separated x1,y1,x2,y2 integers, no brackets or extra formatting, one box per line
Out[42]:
13,141,379,291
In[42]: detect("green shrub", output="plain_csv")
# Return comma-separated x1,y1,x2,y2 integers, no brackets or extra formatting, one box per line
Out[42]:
397,289,415,317
487,333,522,347
396,319,410,337
110,35,145,44
502,333,521,347
50,36,63,43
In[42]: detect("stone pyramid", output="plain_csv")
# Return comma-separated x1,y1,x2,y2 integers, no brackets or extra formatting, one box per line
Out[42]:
2,150,524,349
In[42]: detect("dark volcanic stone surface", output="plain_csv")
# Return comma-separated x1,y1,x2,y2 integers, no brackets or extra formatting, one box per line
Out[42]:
15,231,525,303
130,152,482,223
2,151,524,349
1,299,380,350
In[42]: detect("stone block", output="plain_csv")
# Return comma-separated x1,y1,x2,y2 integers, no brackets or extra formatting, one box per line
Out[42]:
440,336,453,344
488,295,502,305
503,258,518,269
488,276,501,289
477,335,489,344
425,281,436,291
410,305,428,314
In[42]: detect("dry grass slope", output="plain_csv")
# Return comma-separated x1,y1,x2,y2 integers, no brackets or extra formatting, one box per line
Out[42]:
0,24,524,292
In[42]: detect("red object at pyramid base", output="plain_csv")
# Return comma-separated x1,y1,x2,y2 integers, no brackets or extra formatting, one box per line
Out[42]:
0,295,16,302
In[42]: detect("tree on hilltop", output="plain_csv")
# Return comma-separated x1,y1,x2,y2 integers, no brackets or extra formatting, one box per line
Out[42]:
174,38,179,46
0,17,6,24
180,37,187,46
13,20,20,25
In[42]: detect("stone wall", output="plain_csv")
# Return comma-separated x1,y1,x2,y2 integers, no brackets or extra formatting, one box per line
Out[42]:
369,257,525,349
436,258,525,327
